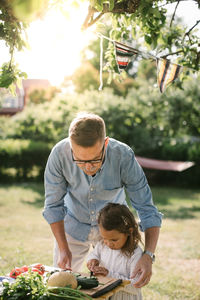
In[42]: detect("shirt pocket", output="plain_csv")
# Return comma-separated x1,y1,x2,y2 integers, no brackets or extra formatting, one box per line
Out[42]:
98,187,124,201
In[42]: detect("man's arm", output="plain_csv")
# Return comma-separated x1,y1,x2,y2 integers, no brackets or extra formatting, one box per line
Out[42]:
50,220,72,269
120,146,163,287
144,226,160,253
131,226,160,288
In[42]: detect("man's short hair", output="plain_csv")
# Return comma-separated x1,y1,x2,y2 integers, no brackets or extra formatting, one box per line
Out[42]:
69,112,106,147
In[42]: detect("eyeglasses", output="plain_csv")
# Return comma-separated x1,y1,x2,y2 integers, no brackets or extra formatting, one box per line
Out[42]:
72,144,105,165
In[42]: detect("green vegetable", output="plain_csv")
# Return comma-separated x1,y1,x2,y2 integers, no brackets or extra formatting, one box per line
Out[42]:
76,276,99,289
0,271,93,300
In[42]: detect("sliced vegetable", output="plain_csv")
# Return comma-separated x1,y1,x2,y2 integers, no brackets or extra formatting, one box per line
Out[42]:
76,276,99,289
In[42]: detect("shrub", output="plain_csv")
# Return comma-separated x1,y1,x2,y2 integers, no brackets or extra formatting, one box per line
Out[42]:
0,139,51,180
0,75,199,185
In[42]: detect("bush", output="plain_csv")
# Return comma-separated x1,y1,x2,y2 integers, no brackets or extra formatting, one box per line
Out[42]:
0,139,51,180
0,75,199,185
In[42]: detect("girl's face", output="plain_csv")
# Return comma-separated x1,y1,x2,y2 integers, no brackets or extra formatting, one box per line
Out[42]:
99,225,128,250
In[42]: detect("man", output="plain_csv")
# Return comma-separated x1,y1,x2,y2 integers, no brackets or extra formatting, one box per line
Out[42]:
43,112,162,288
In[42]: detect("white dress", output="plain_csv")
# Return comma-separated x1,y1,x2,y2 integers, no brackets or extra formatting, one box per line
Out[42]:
87,242,143,300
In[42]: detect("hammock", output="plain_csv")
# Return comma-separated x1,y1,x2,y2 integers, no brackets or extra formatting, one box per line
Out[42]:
136,156,195,172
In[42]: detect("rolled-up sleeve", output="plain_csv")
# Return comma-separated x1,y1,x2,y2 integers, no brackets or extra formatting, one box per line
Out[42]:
43,146,68,224
122,149,163,231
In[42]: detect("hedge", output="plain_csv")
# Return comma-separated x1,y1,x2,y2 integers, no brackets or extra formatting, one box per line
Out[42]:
0,137,199,186
0,139,52,181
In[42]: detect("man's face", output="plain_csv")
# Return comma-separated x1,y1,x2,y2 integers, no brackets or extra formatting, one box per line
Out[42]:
71,140,105,176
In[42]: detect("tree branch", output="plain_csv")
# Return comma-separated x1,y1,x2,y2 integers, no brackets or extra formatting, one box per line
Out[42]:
184,19,200,37
110,0,140,13
160,49,184,58
82,6,98,30
170,0,180,27
82,0,141,29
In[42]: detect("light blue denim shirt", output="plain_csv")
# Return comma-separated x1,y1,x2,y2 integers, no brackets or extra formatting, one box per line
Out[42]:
43,137,162,241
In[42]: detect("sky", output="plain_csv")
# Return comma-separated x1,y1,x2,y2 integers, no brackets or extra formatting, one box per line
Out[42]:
1,1,199,86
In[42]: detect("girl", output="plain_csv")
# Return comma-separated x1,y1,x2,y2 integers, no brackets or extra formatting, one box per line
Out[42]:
87,203,143,300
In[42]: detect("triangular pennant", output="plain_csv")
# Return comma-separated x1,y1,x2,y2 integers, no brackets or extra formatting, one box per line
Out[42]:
114,42,138,73
157,58,183,93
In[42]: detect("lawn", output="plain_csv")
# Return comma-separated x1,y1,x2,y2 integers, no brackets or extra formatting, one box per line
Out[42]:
0,183,200,299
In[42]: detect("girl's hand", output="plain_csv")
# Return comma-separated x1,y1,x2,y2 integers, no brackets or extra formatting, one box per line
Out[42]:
93,266,108,276
87,259,99,271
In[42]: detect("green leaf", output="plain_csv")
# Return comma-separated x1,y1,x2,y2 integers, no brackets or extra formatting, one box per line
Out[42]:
109,0,114,11
144,35,152,44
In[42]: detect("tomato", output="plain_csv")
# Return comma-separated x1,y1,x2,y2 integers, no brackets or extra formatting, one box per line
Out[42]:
31,263,45,275
31,267,43,275
9,263,45,278
9,267,22,278
20,265,29,273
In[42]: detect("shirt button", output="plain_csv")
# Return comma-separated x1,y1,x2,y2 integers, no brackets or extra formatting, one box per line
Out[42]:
90,187,93,191
91,211,94,214
89,198,93,201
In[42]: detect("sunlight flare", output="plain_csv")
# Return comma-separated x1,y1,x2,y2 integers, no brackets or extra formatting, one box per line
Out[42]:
15,3,95,85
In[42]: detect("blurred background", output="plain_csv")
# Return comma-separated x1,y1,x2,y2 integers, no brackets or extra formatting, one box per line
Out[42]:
0,1,200,299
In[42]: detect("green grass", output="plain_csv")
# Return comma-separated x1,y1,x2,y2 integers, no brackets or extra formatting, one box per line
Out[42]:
0,183,200,299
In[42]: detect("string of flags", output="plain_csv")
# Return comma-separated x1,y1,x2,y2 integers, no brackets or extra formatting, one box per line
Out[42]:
156,58,183,93
97,33,189,93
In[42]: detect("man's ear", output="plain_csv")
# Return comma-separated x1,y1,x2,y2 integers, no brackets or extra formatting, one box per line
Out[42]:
105,136,109,148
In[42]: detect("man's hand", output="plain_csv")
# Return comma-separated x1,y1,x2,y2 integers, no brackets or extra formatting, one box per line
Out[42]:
131,254,152,288
57,248,72,270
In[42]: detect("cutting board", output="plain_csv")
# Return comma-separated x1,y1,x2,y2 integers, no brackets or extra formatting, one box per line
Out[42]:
75,273,132,299
79,274,123,298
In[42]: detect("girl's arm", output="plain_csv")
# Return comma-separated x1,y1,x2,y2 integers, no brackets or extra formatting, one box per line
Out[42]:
86,241,102,272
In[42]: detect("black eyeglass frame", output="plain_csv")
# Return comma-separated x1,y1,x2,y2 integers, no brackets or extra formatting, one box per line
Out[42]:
71,144,105,165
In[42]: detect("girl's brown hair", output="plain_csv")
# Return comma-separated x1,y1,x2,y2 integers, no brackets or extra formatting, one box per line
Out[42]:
98,203,142,257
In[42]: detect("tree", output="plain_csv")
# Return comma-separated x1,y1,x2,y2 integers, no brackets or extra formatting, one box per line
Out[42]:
0,0,199,90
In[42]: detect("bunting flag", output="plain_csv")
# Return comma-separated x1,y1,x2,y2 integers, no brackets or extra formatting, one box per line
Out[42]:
157,58,183,93
97,33,195,93
114,42,138,73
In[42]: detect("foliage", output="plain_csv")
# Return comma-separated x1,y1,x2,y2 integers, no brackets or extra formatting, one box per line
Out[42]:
0,100,71,142
0,1,28,92
0,74,200,184
28,86,60,104
0,0,199,89
1,74,200,148
66,60,137,96
0,139,51,180
69,62,100,93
